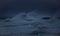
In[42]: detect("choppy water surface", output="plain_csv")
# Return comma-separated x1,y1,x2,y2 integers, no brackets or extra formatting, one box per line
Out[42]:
0,11,60,36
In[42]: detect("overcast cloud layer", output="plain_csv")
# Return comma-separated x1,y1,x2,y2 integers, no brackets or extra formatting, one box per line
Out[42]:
0,0,60,18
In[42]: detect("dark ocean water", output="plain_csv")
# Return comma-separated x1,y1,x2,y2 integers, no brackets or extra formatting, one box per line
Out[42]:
0,11,60,36
0,0,60,36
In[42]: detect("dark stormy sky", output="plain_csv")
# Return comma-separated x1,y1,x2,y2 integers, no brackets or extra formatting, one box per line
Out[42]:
0,0,60,18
